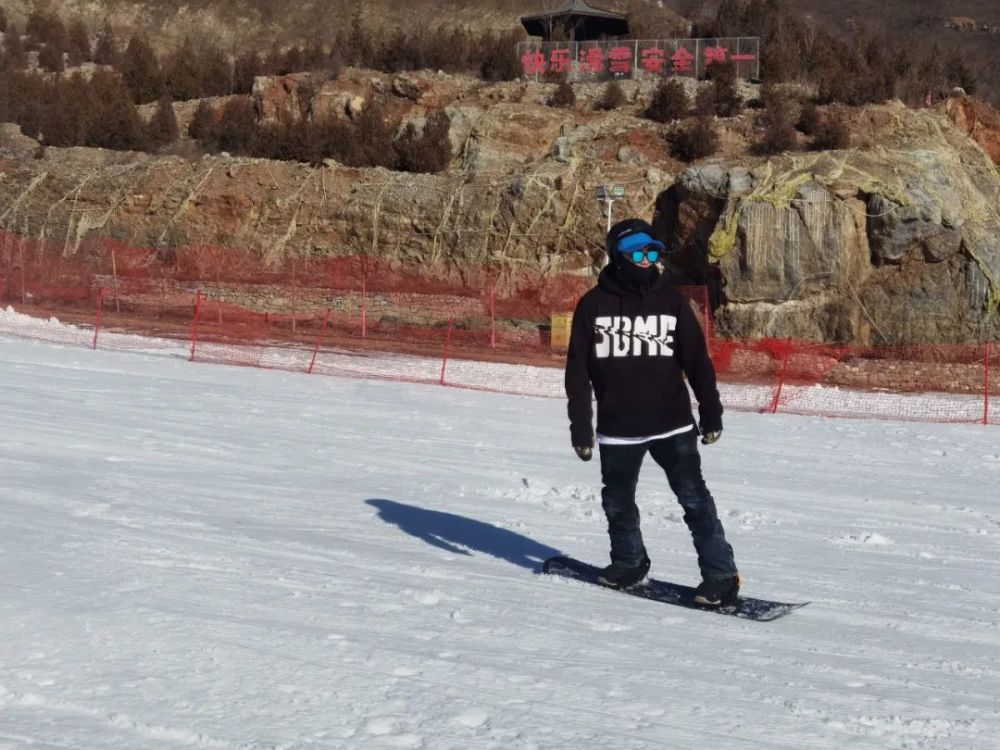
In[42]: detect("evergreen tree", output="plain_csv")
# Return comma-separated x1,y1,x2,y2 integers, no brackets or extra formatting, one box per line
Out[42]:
25,11,52,48
37,43,64,73
121,33,163,104
39,77,89,146
164,38,202,101
93,20,119,66
87,69,146,151
2,25,28,71
233,50,263,94
67,19,91,66
282,46,305,75
349,95,397,168
215,97,258,154
147,95,180,147
198,45,232,96
188,100,217,142
12,77,44,139
287,118,326,164
64,72,99,144
348,1,373,67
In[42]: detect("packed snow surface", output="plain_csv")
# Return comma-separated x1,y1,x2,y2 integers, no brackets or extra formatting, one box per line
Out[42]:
2,332,999,749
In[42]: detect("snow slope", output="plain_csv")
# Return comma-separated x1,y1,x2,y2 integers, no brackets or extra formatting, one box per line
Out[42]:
2,333,999,749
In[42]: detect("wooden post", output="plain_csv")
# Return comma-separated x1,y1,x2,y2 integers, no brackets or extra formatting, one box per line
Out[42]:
92,287,106,350
361,268,367,338
767,345,791,415
985,342,991,426
111,248,121,314
440,318,454,386
489,284,496,349
308,308,332,375
189,289,203,362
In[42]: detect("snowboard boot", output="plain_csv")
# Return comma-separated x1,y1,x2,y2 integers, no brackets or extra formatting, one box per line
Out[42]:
693,573,742,606
597,556,651,589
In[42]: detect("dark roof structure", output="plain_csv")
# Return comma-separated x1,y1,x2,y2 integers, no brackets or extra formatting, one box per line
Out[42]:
520,0,629,41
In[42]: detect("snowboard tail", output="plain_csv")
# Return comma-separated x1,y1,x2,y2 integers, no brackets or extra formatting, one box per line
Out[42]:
542,556,808,622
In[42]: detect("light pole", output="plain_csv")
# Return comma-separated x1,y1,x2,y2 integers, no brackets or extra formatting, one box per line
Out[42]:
596,184,625,233
596,184,625,266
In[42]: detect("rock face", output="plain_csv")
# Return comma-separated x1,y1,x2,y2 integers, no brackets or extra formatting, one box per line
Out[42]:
944,94,1000,165
658,105,1000,344
1,67,998,344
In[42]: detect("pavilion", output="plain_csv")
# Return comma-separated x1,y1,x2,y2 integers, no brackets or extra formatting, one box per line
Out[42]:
519,0,629,42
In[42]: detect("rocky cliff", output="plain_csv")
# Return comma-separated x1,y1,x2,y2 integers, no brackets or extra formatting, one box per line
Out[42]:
1,68,998,344
658,102,1000,344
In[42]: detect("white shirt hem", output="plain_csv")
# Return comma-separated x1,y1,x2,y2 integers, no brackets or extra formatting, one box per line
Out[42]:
596,424,694,445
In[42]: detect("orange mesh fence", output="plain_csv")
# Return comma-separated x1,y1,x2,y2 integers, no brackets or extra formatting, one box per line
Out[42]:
0,230,996,425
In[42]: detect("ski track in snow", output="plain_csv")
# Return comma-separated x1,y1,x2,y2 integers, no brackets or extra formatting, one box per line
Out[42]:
1,331,1000,749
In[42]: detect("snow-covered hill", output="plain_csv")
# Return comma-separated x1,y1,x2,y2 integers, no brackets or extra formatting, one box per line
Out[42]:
2,333,999,749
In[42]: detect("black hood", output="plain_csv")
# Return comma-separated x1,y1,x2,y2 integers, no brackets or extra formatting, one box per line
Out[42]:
603,217,665,294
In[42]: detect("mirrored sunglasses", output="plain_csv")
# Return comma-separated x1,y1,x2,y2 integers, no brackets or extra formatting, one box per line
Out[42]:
616,231,665,264
628,247,660,263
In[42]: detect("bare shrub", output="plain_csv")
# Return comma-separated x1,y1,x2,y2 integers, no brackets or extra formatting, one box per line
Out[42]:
480,30,522,82
670,115,719,161
396,109,452,173
597,79,626,111
812,111,850,150
796,99,819,135
705,61,743,117
645,78,689,123
756,83,798,154
548,80,575,108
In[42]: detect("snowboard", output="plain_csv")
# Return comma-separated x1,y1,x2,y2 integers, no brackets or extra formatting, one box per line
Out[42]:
542,556,808,622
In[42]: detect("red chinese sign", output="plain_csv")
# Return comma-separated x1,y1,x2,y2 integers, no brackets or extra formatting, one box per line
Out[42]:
640,48,666,75
671,47,694,74
579,47,604,74
517,37,759,80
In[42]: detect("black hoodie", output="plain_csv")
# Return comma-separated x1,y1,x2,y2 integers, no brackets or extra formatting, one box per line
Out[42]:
564,259,723,447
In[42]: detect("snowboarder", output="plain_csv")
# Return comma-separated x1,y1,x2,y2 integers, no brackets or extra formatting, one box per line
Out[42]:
564,218,740,606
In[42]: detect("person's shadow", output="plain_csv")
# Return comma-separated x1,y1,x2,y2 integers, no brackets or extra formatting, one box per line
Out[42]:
366,498,562,572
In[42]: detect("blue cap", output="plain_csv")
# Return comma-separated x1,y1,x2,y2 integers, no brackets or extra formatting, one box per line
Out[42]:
616,231,666,255
606,218,667,255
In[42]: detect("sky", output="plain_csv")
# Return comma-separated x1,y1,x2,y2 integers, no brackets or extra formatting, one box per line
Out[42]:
2,316,1000,749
